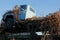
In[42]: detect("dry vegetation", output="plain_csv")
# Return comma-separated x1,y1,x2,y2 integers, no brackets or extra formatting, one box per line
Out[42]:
37,11,60,35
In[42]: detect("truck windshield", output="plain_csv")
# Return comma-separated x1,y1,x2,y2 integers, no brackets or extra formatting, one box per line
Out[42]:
20,5,27,13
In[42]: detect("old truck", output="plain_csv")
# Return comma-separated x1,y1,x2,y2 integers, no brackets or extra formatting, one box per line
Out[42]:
1,5,60,34
0,5,43,40
0,5,60,40
1,5,38,32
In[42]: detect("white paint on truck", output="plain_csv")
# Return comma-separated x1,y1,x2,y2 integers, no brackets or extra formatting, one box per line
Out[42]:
19,5,36,20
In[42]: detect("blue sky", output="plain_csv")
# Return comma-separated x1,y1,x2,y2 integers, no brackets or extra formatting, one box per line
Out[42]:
0,0,60,20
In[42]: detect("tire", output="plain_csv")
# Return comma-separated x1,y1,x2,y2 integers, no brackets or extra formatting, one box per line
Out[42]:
4,18,14,32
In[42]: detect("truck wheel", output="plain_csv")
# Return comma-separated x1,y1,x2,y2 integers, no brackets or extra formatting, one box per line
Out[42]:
5,18,14,31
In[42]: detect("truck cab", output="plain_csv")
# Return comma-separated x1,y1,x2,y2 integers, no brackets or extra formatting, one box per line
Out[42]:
1,5,36,32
